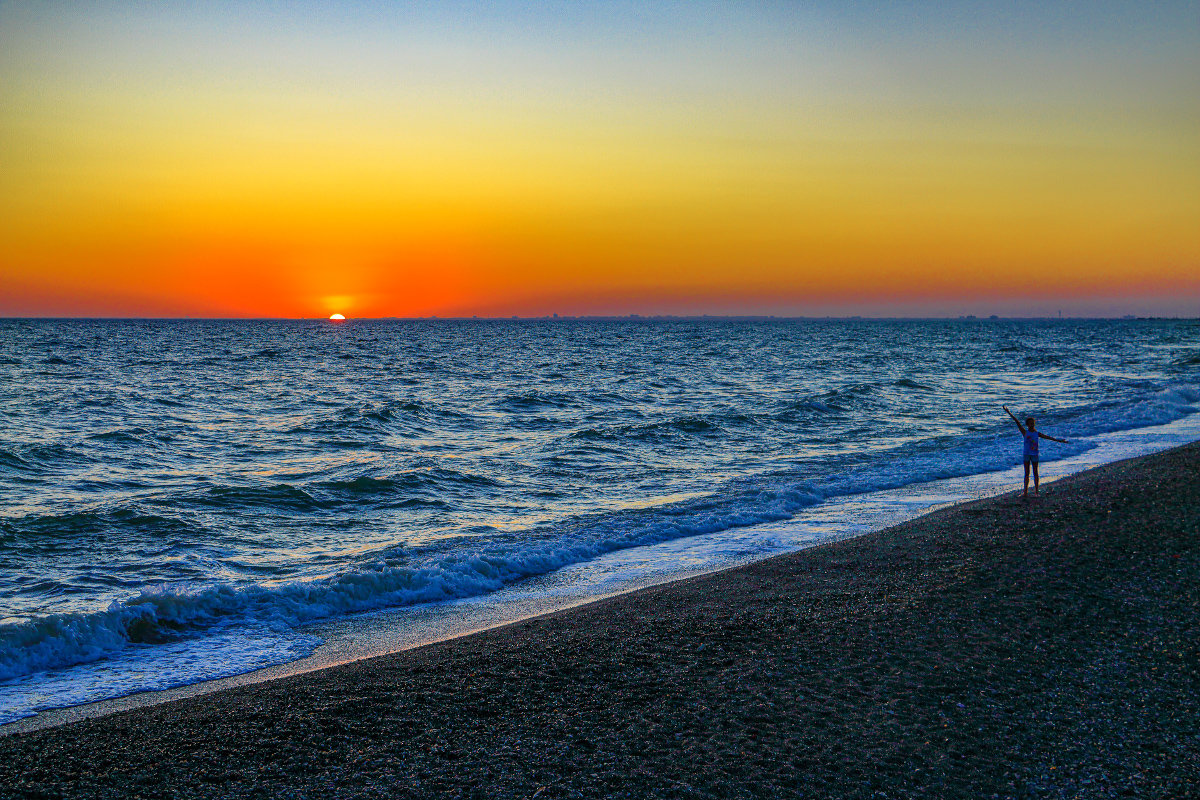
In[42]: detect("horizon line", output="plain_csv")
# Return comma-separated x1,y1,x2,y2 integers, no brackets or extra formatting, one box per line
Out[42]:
1,314,1193,322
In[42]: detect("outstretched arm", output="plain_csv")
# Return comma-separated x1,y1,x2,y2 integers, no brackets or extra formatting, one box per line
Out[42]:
1038,432,1069,444
1002,406,1026,434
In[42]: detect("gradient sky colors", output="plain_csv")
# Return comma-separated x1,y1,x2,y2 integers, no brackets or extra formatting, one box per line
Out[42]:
2,2,1198,318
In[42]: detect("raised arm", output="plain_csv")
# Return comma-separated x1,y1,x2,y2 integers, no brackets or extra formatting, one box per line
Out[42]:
1038,431,1068,444
1002,406,1026,434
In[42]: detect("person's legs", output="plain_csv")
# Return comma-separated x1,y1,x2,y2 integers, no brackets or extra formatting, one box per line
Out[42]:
1032,461,1039,495
1023,460,1030,497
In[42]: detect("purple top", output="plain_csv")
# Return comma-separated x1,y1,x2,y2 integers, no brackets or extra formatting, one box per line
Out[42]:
1023,429,1039,459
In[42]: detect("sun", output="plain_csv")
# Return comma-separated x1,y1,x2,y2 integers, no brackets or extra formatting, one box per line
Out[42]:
329,313,346,321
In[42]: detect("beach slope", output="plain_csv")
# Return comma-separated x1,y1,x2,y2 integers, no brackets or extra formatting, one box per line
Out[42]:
3,443,1198,798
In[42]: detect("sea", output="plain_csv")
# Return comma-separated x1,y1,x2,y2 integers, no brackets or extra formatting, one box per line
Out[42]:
2,318,1198,725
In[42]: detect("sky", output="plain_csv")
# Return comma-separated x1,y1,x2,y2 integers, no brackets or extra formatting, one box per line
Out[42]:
1,1,1198,318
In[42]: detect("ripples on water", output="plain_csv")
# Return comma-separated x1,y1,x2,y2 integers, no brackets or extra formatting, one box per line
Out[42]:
1,318,1198,718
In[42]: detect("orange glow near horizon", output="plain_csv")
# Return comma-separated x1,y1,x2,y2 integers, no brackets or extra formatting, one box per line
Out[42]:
2,4,1198,318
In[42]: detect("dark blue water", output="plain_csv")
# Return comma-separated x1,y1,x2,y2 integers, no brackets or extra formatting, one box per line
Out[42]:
1,318,1198,722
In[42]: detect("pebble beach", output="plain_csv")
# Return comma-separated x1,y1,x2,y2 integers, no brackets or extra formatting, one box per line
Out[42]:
2,442,1198,799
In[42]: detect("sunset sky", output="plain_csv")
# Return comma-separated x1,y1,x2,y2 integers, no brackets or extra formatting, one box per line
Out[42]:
2,1,1198,318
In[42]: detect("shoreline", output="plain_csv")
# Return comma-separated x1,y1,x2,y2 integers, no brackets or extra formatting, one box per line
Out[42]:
9,407,1200,738
1,441,1197,797
5,409,1196,735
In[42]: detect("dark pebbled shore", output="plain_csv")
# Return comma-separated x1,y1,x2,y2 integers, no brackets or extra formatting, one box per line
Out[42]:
3,443,1198,799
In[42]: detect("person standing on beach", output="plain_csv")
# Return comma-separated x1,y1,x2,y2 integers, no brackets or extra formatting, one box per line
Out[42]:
1004,406,1068,498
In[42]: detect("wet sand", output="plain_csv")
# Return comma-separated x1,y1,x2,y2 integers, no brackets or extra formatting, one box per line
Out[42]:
2,442,1198,798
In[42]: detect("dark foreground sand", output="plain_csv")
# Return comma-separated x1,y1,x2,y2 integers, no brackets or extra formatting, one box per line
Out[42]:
3,444,1198,799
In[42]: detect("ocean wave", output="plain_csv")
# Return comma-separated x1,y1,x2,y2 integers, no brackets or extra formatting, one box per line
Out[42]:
584,389,635,405
316,467,501,498
1170,352,1200,368
0,482,824,683
1021,350,1078,368
178,467,503,513
78,397,120,409
315,475,400,495
1055,384,1199,438
289,410,401,436
791,383,883,412
1,507,192,542
492,390,580,412
0,624,319,725
0,442,91,474
662,415,722,434
893,378,934,391
287,400,468,437
777,397,844,417
0,449,33,472
192,483,325,511
86,428,150,443
567,414,725,442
